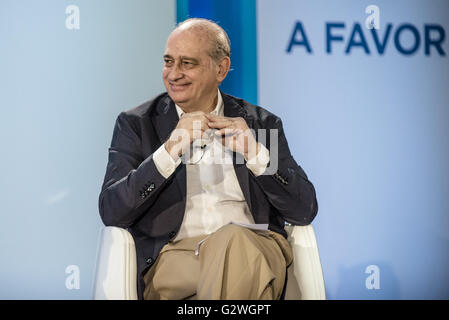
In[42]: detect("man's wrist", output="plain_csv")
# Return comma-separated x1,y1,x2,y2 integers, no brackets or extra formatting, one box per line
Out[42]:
246,143,270,176
244,143,260,162
154,143,182,179
164,139,181,161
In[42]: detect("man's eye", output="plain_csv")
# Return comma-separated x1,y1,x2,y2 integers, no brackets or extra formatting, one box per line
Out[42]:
164,59,173,65
183,61,198,67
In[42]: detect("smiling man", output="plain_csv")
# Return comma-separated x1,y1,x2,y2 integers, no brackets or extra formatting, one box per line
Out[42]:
98,18,318,300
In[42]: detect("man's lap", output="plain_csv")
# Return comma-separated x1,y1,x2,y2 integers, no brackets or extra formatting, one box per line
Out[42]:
143,224,292,300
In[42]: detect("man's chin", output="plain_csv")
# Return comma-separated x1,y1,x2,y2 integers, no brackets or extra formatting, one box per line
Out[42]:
168,92,190,106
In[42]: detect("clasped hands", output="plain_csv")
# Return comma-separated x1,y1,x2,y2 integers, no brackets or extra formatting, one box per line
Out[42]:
164,111,260,162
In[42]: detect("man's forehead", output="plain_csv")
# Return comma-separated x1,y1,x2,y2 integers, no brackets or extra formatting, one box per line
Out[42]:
165,32,210,58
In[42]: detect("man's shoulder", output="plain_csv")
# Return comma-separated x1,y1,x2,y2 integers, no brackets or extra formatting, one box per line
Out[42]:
222,92,281,126
120,92,170,120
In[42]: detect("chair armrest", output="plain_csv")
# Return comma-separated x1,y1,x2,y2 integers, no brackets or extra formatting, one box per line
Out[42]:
93,226,138,300
284,225,326,300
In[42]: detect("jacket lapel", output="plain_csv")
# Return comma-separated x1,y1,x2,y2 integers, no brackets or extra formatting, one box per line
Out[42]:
151,95,187,199
152,95,179,144
222,93,254,215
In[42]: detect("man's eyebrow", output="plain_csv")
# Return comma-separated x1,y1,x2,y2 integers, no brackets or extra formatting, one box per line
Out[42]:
163,55,199,64
180,56,200,63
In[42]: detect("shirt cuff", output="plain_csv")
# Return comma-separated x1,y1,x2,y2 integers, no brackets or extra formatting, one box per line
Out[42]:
153,144,181,179
246,143,270,177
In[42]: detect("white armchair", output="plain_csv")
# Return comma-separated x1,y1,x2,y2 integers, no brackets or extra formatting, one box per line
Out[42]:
93,225,326,300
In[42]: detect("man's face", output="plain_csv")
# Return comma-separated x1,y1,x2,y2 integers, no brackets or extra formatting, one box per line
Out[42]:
162,29,221,110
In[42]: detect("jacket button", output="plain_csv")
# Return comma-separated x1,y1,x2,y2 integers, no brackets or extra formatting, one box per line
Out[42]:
146,257,154,265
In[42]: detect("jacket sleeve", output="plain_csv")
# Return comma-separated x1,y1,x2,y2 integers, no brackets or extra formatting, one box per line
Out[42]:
251,116,318,225
98,112,169,228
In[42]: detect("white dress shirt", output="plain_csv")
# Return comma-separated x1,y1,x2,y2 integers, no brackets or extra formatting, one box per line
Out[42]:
153,90,270,241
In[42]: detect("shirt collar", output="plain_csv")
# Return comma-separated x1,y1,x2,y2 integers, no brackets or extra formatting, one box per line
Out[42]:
175,89,223,118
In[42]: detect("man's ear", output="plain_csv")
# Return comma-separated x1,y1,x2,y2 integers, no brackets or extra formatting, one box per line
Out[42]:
216,57,231,82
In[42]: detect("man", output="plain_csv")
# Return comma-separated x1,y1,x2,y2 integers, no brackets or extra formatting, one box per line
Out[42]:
98,18,318,300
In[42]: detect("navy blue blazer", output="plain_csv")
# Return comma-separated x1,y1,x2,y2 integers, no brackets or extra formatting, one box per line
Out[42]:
98,91,318,299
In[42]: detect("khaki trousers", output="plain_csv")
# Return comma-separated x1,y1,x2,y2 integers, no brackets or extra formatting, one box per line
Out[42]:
143,224,293,300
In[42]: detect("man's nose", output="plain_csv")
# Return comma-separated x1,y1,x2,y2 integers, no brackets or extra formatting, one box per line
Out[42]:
168,63,183,81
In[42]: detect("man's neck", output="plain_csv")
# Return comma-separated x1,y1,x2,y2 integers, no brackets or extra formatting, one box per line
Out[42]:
178,92,218,114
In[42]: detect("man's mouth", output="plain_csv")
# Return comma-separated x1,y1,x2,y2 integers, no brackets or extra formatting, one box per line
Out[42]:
169,83,191,91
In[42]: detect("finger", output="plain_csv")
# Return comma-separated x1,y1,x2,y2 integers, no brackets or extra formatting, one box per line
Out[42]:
196,113,211,122
206,114,232,122
208,119,233,128
208,122,226,129
189,121,210,137
202,122,210,132
204,113,217,120
221,132,238,147
214,128,237,136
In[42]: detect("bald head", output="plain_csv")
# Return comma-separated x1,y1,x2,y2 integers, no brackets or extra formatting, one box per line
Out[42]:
173,18,231,63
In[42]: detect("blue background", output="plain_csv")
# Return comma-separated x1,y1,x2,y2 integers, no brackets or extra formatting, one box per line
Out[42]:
256,0,449,299
0,0,448,299
0,0,175,299
177,0,258,104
